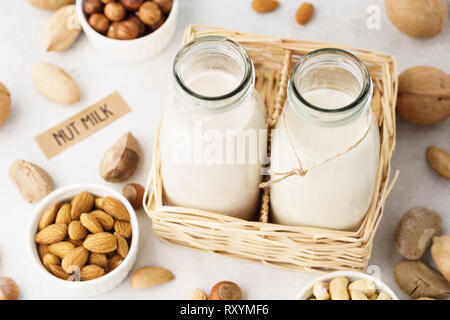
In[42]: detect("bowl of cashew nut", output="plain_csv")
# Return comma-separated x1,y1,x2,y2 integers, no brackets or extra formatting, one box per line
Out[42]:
297,270,399,300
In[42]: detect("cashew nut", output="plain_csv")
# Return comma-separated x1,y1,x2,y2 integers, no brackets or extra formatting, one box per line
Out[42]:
350,289,368,300
376,292,392,300
312,281,330,300
329,277,349,300
348,279,377,296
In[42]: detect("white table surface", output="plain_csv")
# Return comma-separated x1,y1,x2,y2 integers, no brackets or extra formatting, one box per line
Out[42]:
0,0,449,300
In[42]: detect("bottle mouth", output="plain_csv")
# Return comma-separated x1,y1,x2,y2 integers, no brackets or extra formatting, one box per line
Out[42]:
289,48,372,121
173,36,254,110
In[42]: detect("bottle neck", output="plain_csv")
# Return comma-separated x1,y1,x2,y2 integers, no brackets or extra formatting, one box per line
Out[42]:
172,36,254,115
287,48,372,127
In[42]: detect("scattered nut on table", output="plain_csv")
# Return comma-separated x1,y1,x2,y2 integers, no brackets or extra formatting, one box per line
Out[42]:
0,277,19,300
394,260,450,299
9,159,54,203
123,183,145,209
395,207,443,260
209,281,242,300
0,81,11,127
188,288,208,300
99,132,141,183
431,235,450,281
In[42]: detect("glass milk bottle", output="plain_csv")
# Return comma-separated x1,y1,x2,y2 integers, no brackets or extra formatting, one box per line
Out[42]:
159,36,267,220
269,49,380,230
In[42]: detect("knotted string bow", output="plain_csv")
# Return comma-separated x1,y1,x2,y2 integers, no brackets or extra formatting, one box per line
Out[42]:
260,110,373,188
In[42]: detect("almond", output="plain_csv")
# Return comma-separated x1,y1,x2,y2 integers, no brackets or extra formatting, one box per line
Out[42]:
90,210,115,230
42,253,61,268
88,252,108,269
48,241,75,259
61,246,89,273
188,288,208,300
130,266,174,289
35,224,68,244
251,0,279,13
31,62,81,105
41,5,81,52
68,239,83,247
71,191,94,219
0,277,19,300
95,197,130,221
83,232,117,253
80,213,104,234
39,244,49,258
115,233,129,259
296,2,314,25
39,203,61,230
106,254,123,273
427,146,450,179
81,265,105,281
55,203,71,224
48,264,70,280
68,220,88,240
114,220,132,238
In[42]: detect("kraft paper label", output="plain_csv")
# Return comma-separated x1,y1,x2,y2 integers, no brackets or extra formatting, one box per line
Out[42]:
35,92,131,159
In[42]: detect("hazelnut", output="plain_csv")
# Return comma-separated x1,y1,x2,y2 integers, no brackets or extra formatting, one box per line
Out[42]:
107,22,119,39
209,281,242,300
83,0,103,15
127,14,147,35
149,16,165,31
153,0,173,14
138,1,162,26
0,277,19,300
100,0,113,3
109,20,140,40
104,2,127,22
123,183,145,209
119,0,144,11
88,13,110,34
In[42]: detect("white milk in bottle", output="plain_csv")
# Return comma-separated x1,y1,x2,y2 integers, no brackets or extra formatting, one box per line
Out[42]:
159,36,267,220
269,49,380,230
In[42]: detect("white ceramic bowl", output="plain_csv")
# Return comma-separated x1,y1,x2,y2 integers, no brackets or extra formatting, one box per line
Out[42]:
76,0,178,63
28,183,139,297
297,267,399,300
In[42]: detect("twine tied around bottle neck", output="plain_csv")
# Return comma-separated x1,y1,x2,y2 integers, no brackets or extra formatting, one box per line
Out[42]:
260,110,373,188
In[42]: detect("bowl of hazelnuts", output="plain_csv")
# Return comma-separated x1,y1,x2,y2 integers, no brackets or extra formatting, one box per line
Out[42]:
76,0,177,62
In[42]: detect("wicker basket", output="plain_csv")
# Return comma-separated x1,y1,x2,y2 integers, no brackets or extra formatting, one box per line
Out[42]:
144,25,399,273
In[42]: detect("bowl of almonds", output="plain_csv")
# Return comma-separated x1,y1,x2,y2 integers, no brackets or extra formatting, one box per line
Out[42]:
76,0,178,62
297,270,399,300
28,183,139,297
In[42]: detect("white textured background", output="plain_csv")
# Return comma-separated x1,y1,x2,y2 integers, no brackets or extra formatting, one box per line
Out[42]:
0,0,449,300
